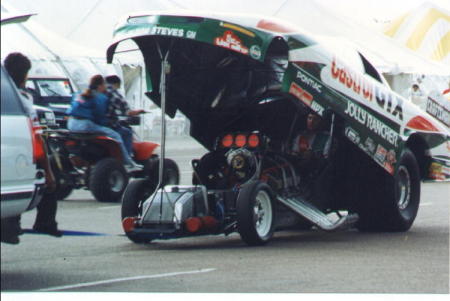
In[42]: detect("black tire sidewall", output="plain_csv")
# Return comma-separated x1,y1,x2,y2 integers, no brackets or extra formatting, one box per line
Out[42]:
145,158,180,189
89,158,129,202
389,149,421,230
121,179,152,219
121,179,153,243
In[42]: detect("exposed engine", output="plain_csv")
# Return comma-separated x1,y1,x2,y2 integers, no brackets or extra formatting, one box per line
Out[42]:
194,132,302,194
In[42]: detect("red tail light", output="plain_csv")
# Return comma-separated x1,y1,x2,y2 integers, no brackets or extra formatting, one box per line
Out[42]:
28,118,45,164
235,134,247,148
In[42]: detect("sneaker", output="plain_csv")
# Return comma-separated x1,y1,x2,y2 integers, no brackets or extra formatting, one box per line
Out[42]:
125,162,143,173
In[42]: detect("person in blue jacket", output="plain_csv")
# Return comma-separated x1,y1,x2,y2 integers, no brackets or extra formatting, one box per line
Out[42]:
67,74,140,171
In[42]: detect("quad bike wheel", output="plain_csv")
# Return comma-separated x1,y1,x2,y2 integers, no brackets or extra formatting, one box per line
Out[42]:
237,182,276,246
54,185,74,201
121,179,154,243
356,149,421,232
145,158,180,191
47,154,74,201
89,158,129,202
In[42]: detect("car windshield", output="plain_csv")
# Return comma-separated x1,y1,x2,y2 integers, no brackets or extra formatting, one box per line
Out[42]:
32,79,73,97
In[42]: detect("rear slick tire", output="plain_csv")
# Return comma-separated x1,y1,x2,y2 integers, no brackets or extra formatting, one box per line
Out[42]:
356,149,421,232
89,158,128,203
237,182,275,246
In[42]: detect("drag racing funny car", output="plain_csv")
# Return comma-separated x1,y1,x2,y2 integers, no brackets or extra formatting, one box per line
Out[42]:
106,12,450,245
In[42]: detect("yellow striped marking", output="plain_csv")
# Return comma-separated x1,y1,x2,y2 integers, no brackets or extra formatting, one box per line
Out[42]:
406,8,450,51
385,12,410,37
221,22,255,37
431,31,450,61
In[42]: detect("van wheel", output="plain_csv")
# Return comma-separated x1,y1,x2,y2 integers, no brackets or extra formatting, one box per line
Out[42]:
89,158,128,202
237,182,275,246
356,149,421,232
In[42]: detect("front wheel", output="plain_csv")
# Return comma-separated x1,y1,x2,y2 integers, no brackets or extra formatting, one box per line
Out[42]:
356,149,421,232
237,182,276,246
89,158,129,202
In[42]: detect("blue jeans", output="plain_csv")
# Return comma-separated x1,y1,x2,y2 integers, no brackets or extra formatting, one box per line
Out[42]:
115,126,133,157
67,118,133,165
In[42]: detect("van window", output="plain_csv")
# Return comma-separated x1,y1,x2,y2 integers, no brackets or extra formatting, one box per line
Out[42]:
1,67,25,116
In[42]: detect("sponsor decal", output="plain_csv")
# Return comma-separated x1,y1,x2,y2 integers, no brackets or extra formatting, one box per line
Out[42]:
384,161,394,174
426,96,450,127
214,30,249,55
186,30,197,39
331,58,403,121
345,127,360,144
429,162,446,181
374,144,387,164
289,82,313,106
311,101,324,116
250,45,262,59
151,26,184,37
386,150,396,165
364,137,376,154
296,70,322,93
344,101,399,146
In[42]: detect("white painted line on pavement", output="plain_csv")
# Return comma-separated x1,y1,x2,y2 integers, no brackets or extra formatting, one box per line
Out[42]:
38,268,216,292
98,205,120,210
419,202,432,207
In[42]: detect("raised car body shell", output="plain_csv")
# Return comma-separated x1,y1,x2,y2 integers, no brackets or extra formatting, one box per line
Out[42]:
107,11,450,181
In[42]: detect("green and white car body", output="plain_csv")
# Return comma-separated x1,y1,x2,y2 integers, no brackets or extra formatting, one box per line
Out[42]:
107,11,449,182
108,12,450,245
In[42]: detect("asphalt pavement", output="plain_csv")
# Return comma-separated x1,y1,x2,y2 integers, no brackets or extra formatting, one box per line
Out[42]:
1,136,449,294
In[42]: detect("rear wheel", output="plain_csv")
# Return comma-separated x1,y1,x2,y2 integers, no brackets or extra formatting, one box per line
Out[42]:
356,149,421,232
89,158,128,202
121,179,154,243
237,182,275,246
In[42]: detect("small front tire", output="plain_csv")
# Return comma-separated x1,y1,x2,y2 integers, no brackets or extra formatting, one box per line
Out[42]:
237,182,275,246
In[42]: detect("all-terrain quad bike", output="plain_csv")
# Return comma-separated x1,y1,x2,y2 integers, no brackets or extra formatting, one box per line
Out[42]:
44,115,180,202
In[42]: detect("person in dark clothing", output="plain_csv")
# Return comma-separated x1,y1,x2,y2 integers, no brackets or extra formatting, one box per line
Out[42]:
104,75,145,158
3,52,62,238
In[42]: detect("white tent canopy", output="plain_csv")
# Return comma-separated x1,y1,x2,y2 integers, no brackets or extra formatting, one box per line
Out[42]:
384,2,450,65
8,0,449,76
